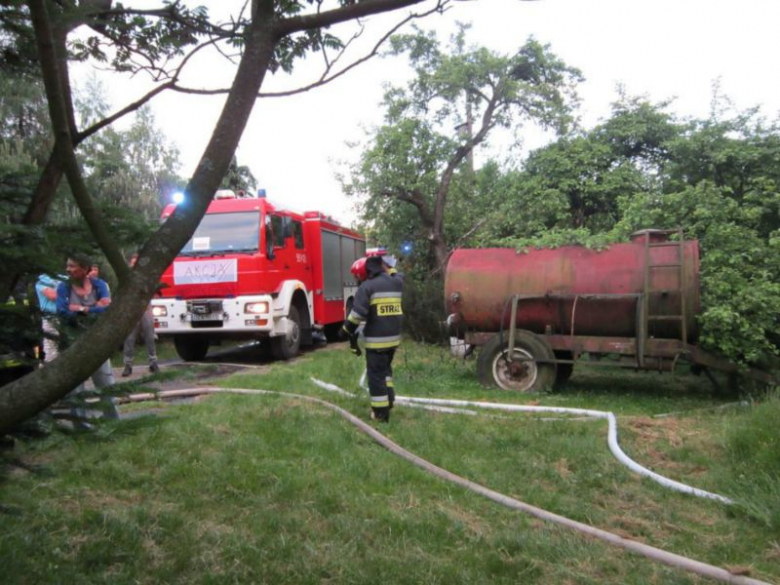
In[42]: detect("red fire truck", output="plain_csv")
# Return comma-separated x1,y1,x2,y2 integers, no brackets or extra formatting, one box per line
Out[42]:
151,190,366,361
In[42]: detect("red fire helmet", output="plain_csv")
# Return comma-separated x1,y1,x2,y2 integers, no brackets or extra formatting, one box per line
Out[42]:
350,257,367,282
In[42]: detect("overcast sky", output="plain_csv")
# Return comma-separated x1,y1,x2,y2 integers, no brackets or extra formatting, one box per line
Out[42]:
78,0,780,224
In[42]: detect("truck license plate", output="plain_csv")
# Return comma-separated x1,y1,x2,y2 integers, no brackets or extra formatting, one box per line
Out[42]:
191,313,220,321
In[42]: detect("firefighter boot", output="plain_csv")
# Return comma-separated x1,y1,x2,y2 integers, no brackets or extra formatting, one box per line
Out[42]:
370,407,390,423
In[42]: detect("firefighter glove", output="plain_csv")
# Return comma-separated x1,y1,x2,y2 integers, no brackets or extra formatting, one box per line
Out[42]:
348,334,361,357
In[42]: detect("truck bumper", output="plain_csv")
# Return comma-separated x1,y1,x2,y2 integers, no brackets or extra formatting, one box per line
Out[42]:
151,295,286,336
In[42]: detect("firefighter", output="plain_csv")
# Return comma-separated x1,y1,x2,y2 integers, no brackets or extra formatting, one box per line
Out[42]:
343,255,403,422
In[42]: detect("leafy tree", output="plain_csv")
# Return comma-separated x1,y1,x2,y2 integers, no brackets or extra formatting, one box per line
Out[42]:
613,106,780,366
0,73,50,163
482,94,679,247
71,79,182,221
221,156,258,194
0,0,452,433
344,26,582,271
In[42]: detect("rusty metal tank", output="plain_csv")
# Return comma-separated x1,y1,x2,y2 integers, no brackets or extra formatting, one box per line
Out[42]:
445,230,700,342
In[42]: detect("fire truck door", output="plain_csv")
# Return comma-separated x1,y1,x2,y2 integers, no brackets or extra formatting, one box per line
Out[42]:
266,215,312,288
286,217,312,288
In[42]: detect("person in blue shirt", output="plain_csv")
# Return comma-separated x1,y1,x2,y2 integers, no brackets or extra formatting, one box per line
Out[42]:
56,254,118,427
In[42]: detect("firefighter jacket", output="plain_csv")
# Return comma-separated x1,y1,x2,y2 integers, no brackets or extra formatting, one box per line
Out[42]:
344,271,403,350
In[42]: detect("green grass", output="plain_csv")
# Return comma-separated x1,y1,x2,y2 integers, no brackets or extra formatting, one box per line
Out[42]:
1,342,778,583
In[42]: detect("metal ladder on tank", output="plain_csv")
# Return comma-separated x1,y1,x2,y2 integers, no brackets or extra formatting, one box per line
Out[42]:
639,228,687,368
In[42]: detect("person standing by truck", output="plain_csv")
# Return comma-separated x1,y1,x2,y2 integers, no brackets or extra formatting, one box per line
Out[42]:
343,255,404,423
121,252,159,376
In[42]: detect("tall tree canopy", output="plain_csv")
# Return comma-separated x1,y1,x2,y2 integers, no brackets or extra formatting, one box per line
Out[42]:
343,25,582,270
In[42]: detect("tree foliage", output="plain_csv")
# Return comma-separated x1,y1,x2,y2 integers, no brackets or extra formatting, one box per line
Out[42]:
71,79,182,221
221,156,258,194
344,25,582,271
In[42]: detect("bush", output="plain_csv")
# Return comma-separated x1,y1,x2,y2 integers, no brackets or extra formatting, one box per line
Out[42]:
402,275,446,343
723,390,780,532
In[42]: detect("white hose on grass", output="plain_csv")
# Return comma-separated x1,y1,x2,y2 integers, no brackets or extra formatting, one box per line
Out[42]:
310,377,734,505
122,386,767,585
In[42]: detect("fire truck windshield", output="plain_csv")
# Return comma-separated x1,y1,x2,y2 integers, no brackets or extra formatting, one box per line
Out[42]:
179,211,260,256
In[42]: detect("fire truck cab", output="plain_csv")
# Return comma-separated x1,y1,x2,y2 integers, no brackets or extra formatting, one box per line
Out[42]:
151,190,365,361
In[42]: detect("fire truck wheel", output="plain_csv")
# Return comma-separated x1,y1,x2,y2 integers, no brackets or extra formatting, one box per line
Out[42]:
174,335,210,362
271,306,301,360
477,331,556,392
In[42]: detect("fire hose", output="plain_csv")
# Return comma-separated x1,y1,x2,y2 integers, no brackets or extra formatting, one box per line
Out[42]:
351,370,734,504
118,385,768,584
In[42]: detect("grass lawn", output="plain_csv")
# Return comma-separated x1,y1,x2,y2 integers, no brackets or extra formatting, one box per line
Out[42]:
1,341,778,583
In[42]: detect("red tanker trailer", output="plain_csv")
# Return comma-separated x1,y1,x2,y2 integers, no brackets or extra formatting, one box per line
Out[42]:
445,229,774,391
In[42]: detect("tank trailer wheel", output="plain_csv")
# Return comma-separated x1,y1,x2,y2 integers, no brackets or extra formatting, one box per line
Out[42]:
174,335,210,362
271,305,301,360
477,331,556,392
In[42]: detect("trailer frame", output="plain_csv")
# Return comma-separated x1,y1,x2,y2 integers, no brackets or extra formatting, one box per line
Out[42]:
463,292,775,389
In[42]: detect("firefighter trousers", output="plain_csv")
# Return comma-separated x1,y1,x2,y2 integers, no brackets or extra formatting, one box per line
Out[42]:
366,348,396,421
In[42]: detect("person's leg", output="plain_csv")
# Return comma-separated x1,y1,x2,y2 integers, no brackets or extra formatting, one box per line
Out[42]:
366,350,391,422
122,322,139,376
140,311,158,371
91,359,119,420
41,317,59,362
385,348,396,409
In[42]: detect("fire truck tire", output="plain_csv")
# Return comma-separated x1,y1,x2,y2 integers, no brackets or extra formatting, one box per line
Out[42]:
271,306,301,360
174,335,210,362
477,331,555,392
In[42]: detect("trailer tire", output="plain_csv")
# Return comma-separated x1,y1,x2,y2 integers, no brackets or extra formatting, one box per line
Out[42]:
271,306,301,360
174,335,210,362
478,331,556,392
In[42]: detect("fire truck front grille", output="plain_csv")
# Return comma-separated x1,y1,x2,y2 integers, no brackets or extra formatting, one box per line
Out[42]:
187,300,223,314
